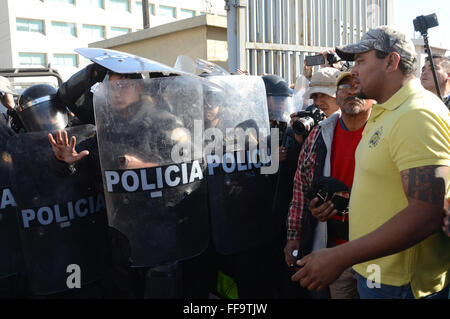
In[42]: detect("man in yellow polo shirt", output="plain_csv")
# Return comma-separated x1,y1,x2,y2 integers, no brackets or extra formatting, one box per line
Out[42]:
291,26,450,299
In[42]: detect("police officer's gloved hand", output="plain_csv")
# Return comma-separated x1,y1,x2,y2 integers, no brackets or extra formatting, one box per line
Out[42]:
57,63,108,104
57,63,108,125
308,176,350,213
87,63,108,85
6,108,25,133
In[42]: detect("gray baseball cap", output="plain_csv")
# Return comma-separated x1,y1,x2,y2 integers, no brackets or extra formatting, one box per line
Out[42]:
335,26,416,65
0,76,14,95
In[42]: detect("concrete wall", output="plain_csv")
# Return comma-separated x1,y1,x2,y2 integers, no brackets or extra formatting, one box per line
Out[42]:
90,14,228,71
206,25,228,66
0,0,13,67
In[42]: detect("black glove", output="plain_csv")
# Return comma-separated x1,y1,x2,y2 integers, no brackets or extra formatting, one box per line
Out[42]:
6,108,24,133
88,63,108,85
56,63,108,125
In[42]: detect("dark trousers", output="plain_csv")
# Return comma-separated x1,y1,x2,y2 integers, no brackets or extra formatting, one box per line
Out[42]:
181,241,276,299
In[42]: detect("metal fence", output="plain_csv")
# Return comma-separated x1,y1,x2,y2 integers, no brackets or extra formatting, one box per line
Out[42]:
226,0,394,85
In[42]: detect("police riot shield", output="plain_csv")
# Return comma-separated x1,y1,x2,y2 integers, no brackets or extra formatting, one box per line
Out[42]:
0,126,22,291
76,48,191,76
93,76,209,267
204,75,278,255
7,125,109,295
267,95,296,123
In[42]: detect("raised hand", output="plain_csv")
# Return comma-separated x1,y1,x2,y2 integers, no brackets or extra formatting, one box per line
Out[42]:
48,130,89,164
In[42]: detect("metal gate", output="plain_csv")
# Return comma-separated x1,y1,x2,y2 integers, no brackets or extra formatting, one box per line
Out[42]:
226,0,394,84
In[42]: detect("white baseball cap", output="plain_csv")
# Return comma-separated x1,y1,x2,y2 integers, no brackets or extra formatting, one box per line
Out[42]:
304,67,341,99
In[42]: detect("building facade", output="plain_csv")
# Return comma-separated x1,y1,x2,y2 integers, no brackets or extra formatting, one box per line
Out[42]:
90,14,228,71
0,0,226,80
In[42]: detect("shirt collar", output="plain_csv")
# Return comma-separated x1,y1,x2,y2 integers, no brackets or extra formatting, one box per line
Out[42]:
370,79,421,119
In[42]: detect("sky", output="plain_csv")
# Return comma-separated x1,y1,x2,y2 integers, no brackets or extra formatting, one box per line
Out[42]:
392,0,450,50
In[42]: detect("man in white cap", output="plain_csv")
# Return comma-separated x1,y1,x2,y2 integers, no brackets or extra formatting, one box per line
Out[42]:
289,67,341,145
303,67,341,118
291,26,450,299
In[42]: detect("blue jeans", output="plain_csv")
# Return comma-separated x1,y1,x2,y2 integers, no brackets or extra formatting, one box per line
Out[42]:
356,273,449,299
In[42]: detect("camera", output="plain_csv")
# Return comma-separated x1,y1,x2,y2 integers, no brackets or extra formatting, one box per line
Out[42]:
291,105,325,136
325,52,340,66
305,52,340,67
413,13,439,35
308,176,350,214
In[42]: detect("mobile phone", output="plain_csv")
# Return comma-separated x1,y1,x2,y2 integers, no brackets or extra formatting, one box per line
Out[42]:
305,54,325,66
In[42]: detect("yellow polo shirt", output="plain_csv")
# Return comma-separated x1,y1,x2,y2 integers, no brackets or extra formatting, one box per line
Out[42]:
349,79,450,298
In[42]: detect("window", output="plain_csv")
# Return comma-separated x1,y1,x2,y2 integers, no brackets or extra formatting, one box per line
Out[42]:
87,0,104,8
16,18,44,34
135,1,154,15
82,24,105,40
179,9,195,19
19,53,46,66
53,54,78,67
110,27,130,37
46,0,75,4
109,0,130,12
51,22,76,37
159,5,175,18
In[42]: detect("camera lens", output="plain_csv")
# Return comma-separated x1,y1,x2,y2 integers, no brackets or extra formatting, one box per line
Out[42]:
292,116,315,136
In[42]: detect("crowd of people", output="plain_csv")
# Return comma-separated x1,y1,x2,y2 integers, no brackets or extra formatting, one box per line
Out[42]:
0,25,449,300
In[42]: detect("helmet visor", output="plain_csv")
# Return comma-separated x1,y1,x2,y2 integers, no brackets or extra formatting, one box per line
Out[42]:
16,96,68,132
267,95,294,122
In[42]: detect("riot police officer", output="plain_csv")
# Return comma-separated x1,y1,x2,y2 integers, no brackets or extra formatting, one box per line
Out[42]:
0,95,24,298
262,74,308,298
7,83,110,299
49,48,209,299
182,74,278,299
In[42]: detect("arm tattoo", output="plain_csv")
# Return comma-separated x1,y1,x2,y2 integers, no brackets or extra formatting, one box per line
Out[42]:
400,166,446,207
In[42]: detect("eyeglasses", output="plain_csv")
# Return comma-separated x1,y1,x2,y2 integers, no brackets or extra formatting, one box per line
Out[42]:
337,83,358,91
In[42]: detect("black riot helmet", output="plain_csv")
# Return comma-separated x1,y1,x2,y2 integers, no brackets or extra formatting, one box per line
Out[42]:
202,83,226,129
204,84,225,109
17,84,68,132
262,74,292,97
262,74,294,123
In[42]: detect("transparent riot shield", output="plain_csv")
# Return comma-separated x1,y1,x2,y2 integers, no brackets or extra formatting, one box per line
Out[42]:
7,125,109,295
203,75,278,255
93,76,209,267
0,126,23,292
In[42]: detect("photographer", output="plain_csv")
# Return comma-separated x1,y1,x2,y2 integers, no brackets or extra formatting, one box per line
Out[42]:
0,76,14,124
284,72,373,299
420,55,450,108
295,67,341,121
0,76,20,131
